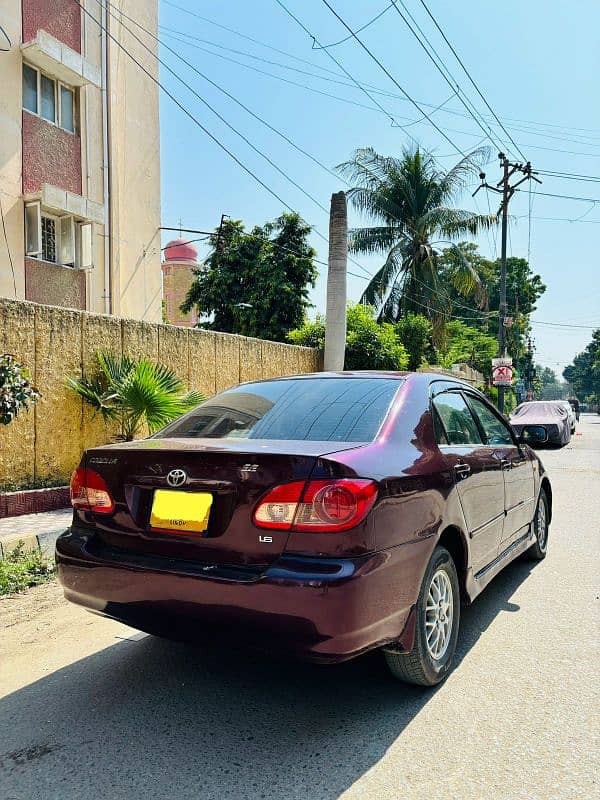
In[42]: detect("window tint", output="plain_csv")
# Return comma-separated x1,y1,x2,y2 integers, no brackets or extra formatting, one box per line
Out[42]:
467,395,514,445
23,64,37,113
155,377,402,442
433,392,482,446
41,75,55,122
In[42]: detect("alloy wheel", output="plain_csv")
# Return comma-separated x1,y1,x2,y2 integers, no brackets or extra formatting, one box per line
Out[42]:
536,498,548,553
425,569,454,660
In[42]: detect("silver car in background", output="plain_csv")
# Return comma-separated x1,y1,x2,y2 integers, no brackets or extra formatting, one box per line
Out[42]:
556,400,576,432
510,401,572,446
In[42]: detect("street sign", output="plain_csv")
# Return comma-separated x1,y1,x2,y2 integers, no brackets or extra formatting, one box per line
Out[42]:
492,357,513,387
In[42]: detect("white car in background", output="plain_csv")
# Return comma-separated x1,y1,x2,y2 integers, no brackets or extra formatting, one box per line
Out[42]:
556,400,576,433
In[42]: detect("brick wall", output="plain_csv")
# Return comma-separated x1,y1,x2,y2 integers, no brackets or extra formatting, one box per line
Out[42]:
22,111,82,195
25,257,86,309
0,298,322,487
22,0,81,52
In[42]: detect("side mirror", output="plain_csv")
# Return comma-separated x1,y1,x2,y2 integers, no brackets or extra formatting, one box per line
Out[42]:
518,425,548,445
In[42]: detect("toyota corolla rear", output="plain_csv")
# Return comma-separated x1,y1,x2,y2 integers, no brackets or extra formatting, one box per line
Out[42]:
56,375,412,662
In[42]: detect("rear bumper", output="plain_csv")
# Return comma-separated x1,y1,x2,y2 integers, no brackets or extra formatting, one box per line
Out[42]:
55,527,428,663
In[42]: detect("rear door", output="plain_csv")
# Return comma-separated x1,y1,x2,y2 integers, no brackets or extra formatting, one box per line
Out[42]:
465,394,535,551
432,390,505,571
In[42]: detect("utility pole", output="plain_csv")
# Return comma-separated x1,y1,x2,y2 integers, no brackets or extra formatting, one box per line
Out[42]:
473,154,541,414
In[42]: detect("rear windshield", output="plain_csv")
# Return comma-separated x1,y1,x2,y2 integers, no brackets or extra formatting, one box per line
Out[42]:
155,377,402,442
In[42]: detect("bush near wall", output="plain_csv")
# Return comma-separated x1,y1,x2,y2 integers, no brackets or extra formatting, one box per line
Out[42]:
0,299,321,488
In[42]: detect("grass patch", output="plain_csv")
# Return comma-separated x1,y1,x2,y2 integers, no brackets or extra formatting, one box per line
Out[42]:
0,543,55,595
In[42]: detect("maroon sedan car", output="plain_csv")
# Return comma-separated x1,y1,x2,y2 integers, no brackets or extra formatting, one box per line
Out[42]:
56,372,551,686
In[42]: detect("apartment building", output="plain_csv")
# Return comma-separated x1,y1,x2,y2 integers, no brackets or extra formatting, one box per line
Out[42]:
0,0,162,320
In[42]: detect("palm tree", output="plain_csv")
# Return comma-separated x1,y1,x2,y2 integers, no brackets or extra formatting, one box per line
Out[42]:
337,145,496,341
68,352,203,440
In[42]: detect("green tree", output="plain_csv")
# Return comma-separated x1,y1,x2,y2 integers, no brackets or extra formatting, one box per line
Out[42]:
436,320,498,375
288,304,409,371
68,353,203,440
337,146,495,339
563,330,600,401
181,213,317,342
439,244,546,368
394,313,434,370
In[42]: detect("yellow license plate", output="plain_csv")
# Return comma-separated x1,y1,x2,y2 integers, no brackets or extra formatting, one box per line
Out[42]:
150,490,213,534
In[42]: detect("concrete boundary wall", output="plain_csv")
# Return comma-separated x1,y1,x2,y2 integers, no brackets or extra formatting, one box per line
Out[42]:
0,298,321,487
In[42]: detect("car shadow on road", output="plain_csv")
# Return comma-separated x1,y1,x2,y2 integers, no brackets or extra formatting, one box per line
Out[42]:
0,558,536,800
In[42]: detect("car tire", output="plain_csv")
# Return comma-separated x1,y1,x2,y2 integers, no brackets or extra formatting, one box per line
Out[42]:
525,488,549,561
383,546,460,687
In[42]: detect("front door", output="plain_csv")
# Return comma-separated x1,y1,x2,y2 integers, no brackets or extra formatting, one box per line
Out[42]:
465,394,535,551
433,391,505,571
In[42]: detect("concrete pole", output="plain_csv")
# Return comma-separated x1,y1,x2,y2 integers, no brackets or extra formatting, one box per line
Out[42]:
324,191,348,371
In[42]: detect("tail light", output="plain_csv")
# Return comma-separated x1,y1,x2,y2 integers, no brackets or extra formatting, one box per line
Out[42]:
70,467,115,514
254,479,377,532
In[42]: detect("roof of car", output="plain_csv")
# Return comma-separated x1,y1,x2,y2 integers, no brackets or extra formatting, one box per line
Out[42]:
233,370,474,388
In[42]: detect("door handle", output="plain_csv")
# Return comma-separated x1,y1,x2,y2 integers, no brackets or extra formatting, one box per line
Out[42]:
454,463,471,479
500,458,512,470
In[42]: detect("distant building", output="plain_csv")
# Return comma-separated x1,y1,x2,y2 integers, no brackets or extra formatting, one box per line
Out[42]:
0,0,162,321
161,238,200,327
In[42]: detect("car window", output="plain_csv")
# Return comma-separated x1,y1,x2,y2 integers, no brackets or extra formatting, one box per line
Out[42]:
154,377,403,442
432,392,483,446
466,395,514,445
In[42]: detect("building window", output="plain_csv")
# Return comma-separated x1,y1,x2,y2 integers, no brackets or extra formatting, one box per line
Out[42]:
23,64,37,113
22,64,77,133
25,202,93,269
41,215,57,262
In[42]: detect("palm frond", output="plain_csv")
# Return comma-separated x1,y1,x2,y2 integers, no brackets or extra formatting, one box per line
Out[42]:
348,225,403,255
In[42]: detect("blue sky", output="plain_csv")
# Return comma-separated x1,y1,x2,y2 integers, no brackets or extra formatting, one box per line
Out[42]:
156,0,600,375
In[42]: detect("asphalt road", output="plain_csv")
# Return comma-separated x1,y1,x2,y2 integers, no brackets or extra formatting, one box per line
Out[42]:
1,416,598,800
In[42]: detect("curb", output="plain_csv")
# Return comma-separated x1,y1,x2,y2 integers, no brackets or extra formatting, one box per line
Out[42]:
0,528,65,559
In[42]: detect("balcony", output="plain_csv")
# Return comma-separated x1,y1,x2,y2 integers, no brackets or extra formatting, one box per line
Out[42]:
21,30,101,88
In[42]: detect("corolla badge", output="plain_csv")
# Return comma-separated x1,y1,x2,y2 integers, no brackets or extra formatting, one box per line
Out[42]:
166,469,187,488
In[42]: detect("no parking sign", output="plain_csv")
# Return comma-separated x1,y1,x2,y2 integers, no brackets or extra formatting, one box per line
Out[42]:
492,357,513,386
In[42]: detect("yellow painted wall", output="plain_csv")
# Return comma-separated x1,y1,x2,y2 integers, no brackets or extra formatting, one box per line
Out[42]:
0,298,321,488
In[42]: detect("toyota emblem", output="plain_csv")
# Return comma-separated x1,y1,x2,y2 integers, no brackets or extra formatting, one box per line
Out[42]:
166,469,187,488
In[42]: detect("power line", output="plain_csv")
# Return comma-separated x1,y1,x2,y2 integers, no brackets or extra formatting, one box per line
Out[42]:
99,2,330,216
103,6,348,188
160,28,600,160
165,1,600,142
317,0,465,155
312,2,396,50
536,170,600,184
87,0,373,280
273,0,427,149
417,0,527,161
530,320,598,330
516,189,600,203
389,0,504,153
0,195,17,297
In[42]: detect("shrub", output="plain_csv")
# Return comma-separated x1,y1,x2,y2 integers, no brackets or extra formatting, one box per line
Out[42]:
394,313,435,371
67,352,204,440
0,354,39,426
289,304,409,370
0,543,55,595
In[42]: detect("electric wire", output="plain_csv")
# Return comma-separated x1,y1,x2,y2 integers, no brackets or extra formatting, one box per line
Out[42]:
316,0,465,155
164,1,600,143
0,195,17,297
273,0,426,148
86,0,373,279
159,28,600,160
417,0,527,161
311,2,396,50
101,4,349,189
389,0,505,153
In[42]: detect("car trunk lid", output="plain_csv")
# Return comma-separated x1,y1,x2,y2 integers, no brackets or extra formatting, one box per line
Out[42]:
79,438,364,568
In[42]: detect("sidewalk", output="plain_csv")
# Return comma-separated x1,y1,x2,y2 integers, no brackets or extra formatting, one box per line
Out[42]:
0,509,72,558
